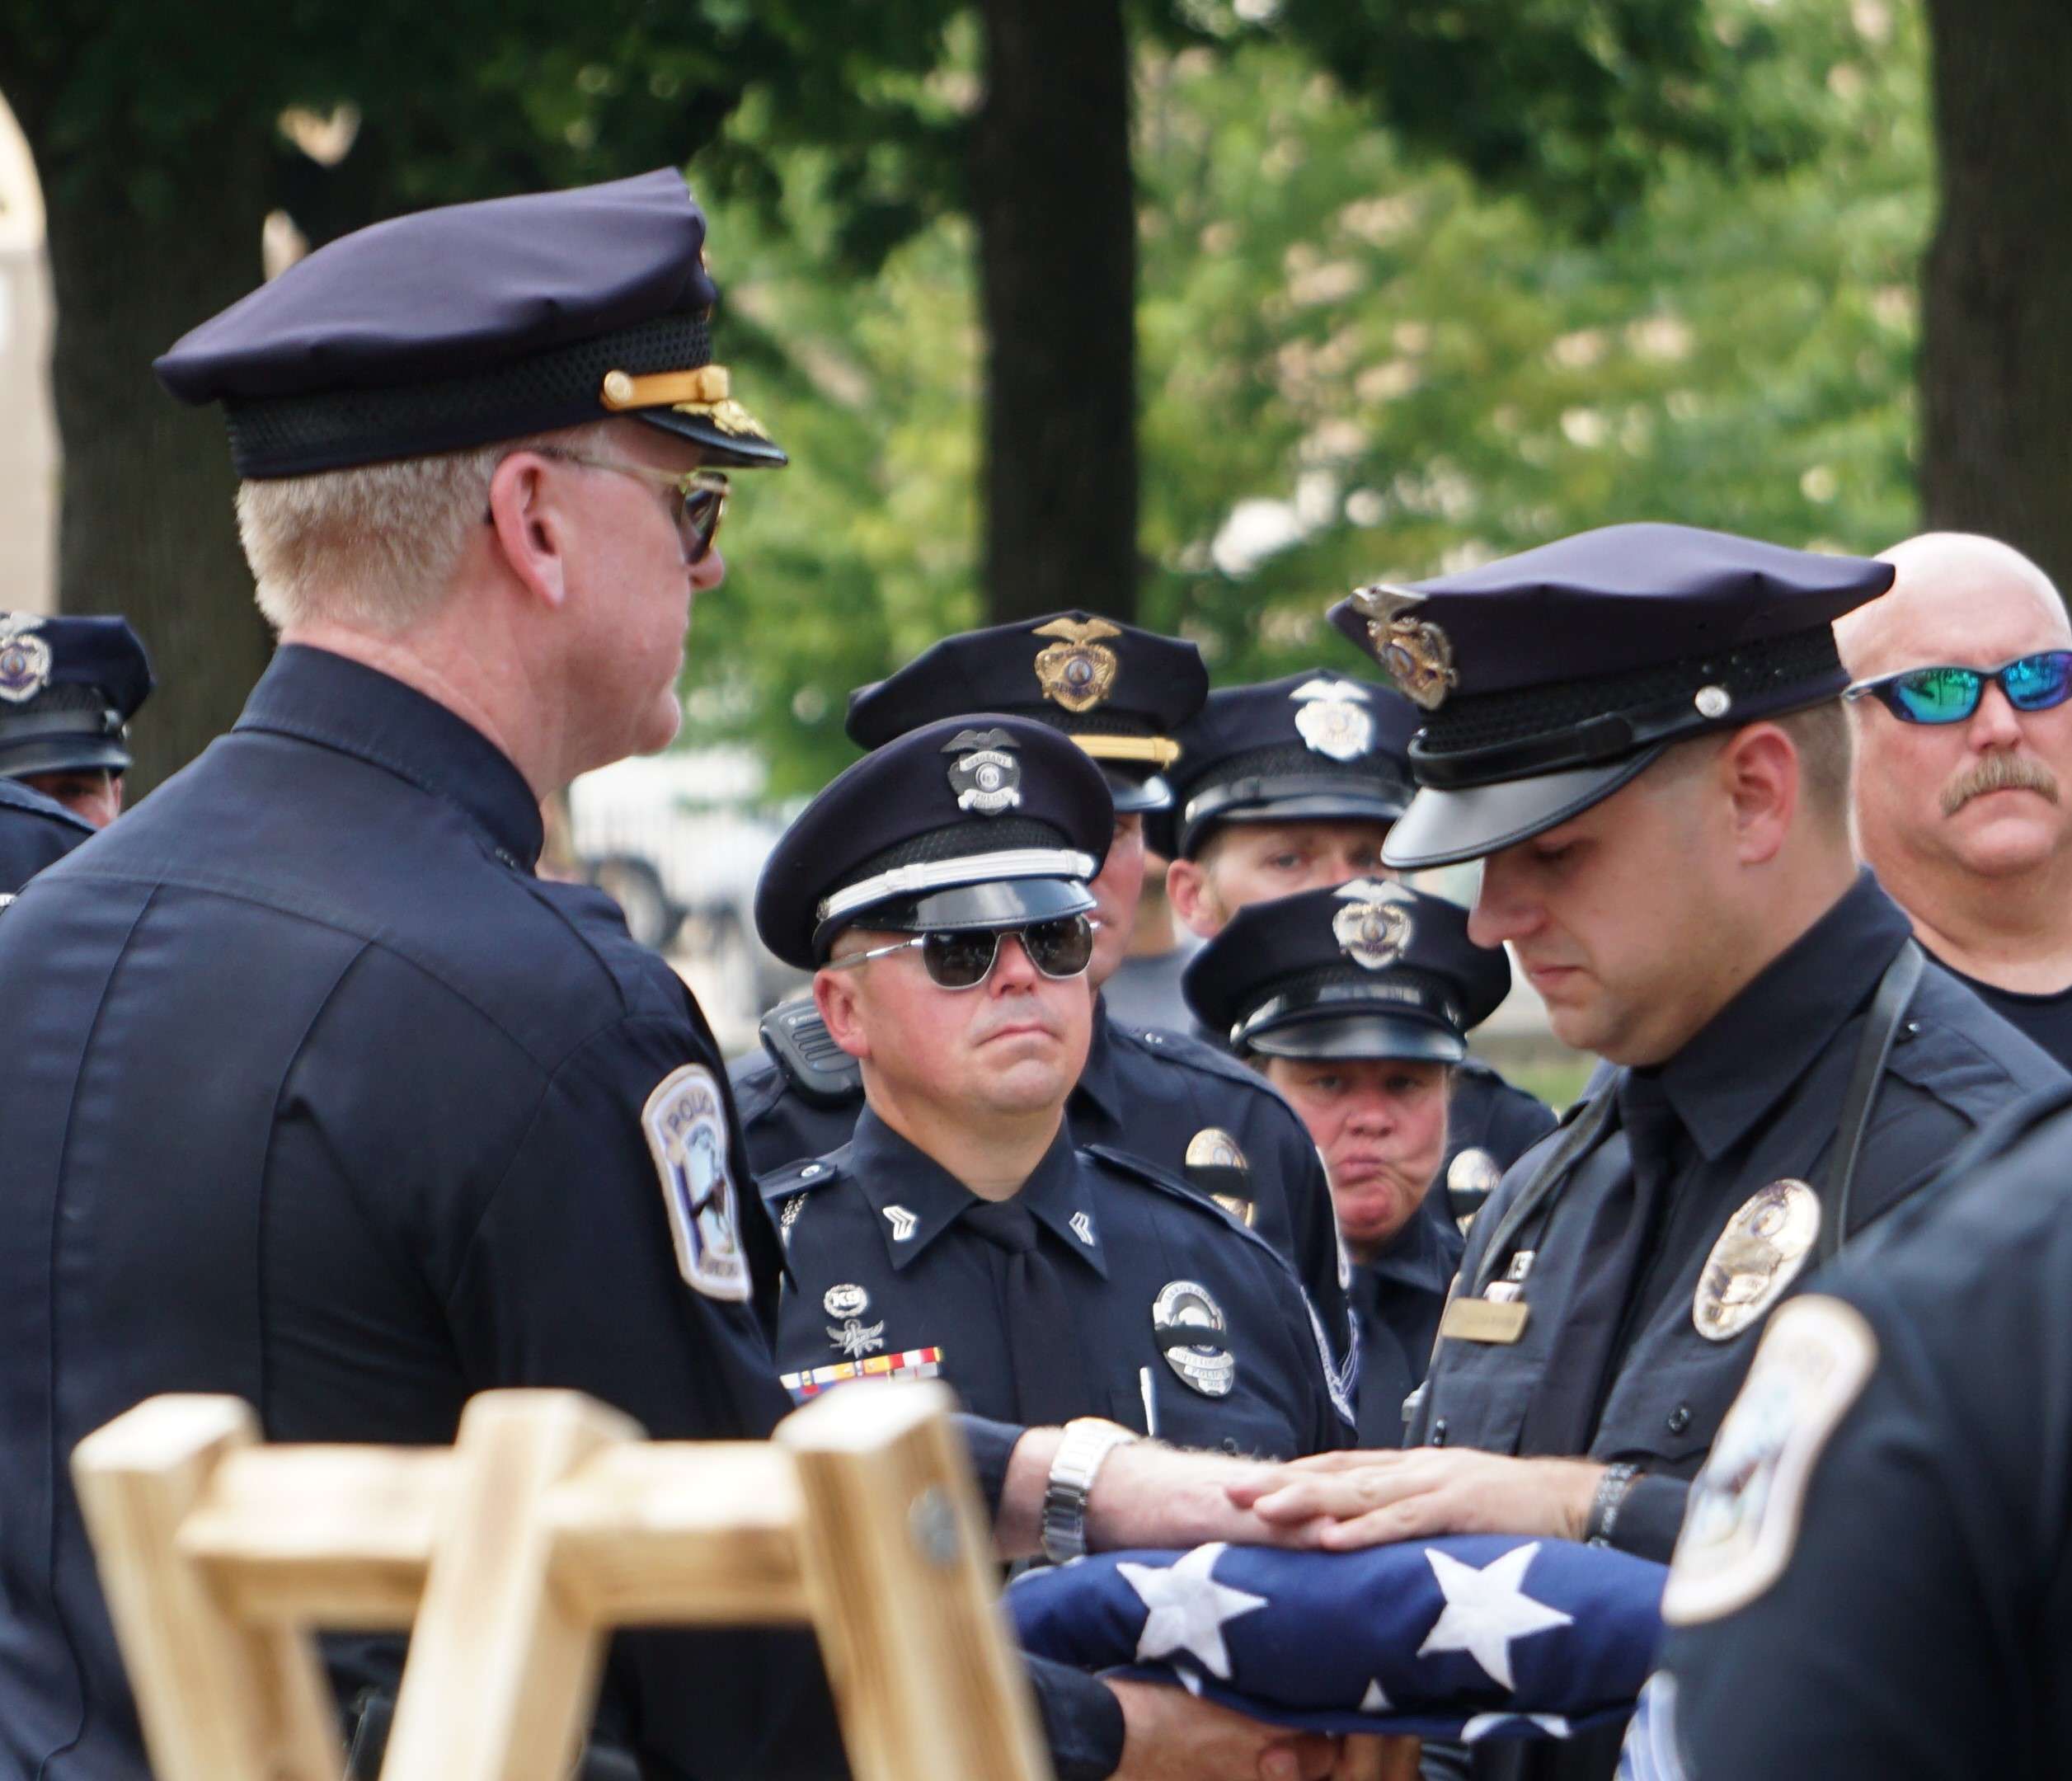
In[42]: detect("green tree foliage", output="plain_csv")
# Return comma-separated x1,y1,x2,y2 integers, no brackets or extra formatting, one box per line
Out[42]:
694,0,1930,799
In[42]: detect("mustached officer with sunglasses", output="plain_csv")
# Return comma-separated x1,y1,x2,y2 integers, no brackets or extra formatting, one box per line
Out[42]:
753,714,1354,1459
732,611,1359,1385
1227,524,2064,1781
1835,532,2072,1067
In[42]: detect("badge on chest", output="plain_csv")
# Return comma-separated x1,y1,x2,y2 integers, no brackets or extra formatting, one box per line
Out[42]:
1693,1180,1821,1342
1152,1280,1236,1396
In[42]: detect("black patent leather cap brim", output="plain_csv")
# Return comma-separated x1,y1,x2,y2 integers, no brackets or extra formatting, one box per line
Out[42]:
1381,746,1666,870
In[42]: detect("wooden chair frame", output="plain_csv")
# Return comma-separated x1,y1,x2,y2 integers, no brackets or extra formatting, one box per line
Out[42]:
73,1380,1052,1781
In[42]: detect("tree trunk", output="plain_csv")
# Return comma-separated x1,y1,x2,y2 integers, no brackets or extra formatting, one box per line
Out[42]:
972,0,1139,626
1919,0,2072,591
38,133,276,795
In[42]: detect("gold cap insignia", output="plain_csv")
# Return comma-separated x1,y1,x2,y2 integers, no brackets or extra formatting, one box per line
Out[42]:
1332,877,1415,970
1692,1180,1822,1343
1351,584,1459,712
0,613,50,705
1031,617,1122,713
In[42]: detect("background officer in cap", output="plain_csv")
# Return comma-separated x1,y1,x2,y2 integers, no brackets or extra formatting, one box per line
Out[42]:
0,172,1351,1781
1158,669,1556,1217
1184,882,1511,1446
0,613,153,829
1628,1083,2072,1780
754,714,1351,1459
731,611,1358,1379
0,776,94,897
1234,522,2065,1781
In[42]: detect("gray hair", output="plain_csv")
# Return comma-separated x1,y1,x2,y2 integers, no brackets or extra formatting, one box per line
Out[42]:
235,421,613,632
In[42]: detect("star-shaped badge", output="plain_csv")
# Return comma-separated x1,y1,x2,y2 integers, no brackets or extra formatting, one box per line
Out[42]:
1416,1542,1574,1691
1117,1543,1269,1680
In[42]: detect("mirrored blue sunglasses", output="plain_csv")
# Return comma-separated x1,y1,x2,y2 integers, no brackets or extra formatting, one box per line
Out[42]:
1844,651,2072,725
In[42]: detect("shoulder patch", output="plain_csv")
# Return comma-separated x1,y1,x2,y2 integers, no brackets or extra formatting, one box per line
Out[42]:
1661,1293,1877,1625
641,1063,750,1302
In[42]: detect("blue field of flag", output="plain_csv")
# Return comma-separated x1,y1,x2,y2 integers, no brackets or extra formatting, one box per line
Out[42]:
1009,1535,1667,1741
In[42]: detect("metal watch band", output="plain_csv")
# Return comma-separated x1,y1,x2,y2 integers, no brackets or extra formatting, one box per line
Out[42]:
1586,1461,1642,1548
1039,1418,1139,1565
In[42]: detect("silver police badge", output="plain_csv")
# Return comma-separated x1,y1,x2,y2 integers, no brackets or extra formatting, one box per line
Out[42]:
1289,676,1374,762
1152,1279,1236,1398
1331,878,1414,970
0,614,51,705
1692,1179,1822,1342
942,726,1023,815
1349,585,1459,711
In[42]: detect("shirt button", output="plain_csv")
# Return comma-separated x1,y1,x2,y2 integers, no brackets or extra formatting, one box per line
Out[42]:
494,847,522,870
1144,1032,1164,1046
1666,1403,1692,1436
1220,1436,1243,1455
1430,1418,1449,1447
800,1164,821,1179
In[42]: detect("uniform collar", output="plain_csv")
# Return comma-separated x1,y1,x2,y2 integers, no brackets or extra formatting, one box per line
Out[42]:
1073,998,1126,1125
1653,870,1911,1163
848,1107,1109,1277
234,644,544,870
1363,1199,1460,1295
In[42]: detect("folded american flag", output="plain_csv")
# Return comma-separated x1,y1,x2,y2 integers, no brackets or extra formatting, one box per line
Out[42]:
1008,1536,1666,1741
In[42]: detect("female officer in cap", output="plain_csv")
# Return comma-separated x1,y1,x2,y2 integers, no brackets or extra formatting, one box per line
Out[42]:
1183,881,1511,1446
752,712,1353,1464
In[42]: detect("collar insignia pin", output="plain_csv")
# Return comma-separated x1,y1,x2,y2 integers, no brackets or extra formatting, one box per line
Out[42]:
884,1204,919,1243
1351,584,1459,711
1032,617,1122,712
1069,1210,1097,1247
942,726,1024,815
0,613,51,705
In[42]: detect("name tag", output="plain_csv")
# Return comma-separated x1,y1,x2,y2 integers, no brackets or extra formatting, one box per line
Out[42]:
1440,1296,1531,1345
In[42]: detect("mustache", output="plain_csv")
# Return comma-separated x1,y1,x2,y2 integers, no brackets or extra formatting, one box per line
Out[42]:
1941,752,2061,815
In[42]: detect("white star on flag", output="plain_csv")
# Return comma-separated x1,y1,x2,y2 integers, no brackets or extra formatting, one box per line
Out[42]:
1360,1678,1392,1713
1417,1542,1575,1691
1118,1543,1269,1680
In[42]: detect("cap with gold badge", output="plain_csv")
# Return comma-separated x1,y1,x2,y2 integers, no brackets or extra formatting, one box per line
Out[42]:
845,611,1208,815
154,169,784,477
1326,524,1893,870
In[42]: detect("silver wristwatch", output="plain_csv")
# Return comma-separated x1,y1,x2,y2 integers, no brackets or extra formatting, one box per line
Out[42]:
1040,1417,1139,1564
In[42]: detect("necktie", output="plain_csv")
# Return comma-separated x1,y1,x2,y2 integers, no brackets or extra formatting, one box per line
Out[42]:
1515,1073,1682,1457
960,1199,1092,1428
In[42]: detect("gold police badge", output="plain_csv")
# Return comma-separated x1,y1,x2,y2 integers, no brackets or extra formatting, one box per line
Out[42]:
1349,584,1458,712
1331,879,1414,970
1185,1127,1255,1227
1031,617,1122,713
1692,1179,1822,1342
0,614,51,705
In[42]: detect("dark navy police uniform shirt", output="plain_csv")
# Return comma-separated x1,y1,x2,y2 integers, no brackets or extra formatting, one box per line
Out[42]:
1412,873,2065,1781
0,646,1118,1781
1347,1208,1462,1449
1651,1081,2072,1780
763,1110,1353,1459
734,1005,1359,1378
0,776,94,895
1938,959,2072,1073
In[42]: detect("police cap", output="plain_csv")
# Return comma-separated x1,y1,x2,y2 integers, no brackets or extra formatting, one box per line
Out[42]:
754,713,1113,970
155,169,785,478
1182,881,1509,1063
845,611,1207,813
0,614,153,780
1327,523,1894,869
1159,670,1417,859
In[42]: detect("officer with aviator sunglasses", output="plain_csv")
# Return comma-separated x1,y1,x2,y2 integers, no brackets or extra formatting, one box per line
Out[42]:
751,712,1353,1459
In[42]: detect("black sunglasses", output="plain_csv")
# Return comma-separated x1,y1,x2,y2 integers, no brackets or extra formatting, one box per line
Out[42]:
825,915,1096,990
1845,651,2072,725
491,451,730,564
